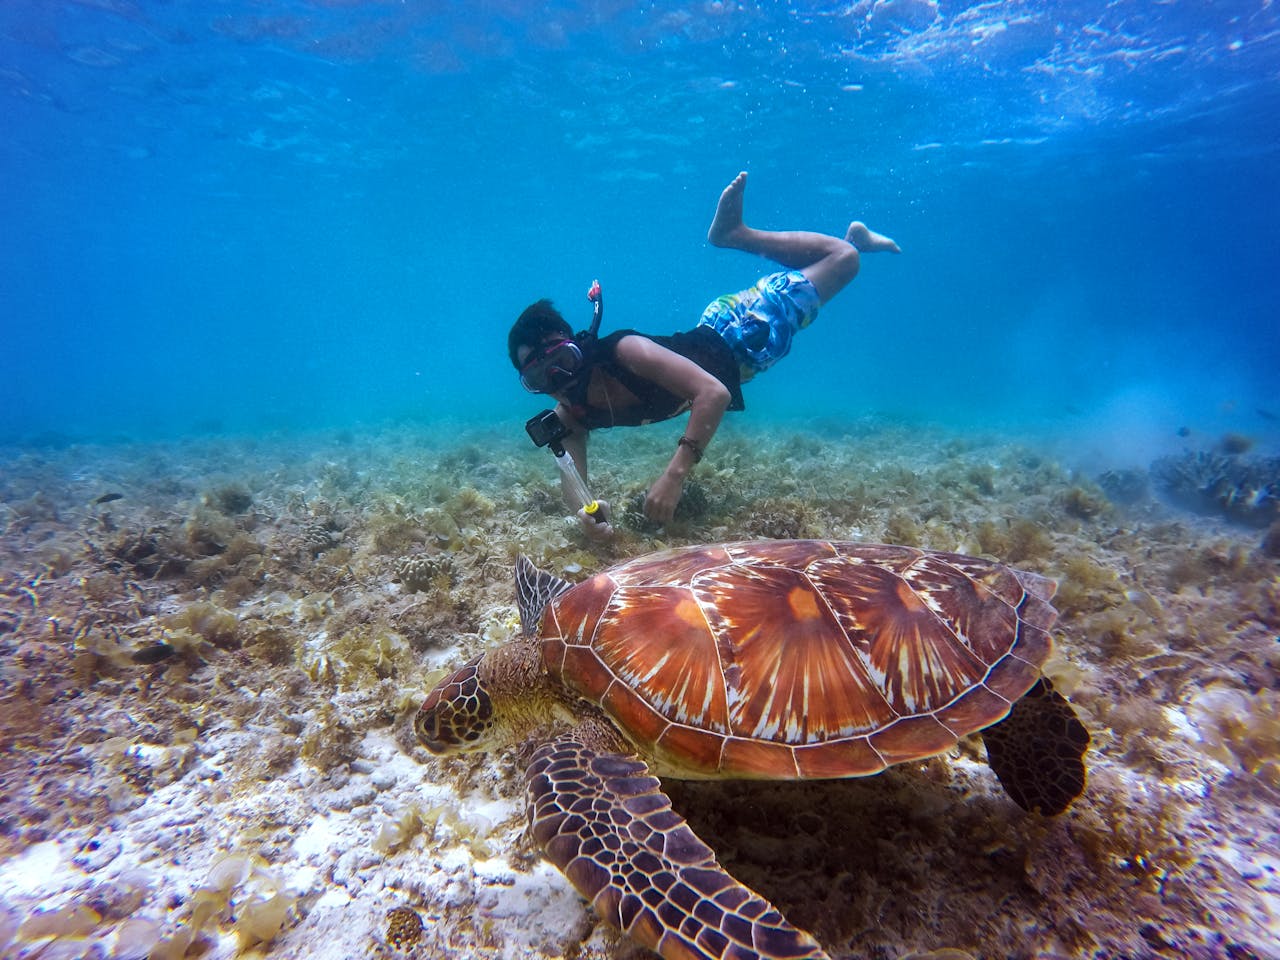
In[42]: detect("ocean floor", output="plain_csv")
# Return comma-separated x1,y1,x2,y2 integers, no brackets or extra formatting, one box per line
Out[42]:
1,418,1277,960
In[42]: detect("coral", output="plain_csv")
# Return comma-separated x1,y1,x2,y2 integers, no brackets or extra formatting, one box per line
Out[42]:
302,515,345,554
1150,450,1280,526
385,905,425,949
396,553,456,594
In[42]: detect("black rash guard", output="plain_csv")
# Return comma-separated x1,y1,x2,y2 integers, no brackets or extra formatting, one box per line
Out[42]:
563,327,745,429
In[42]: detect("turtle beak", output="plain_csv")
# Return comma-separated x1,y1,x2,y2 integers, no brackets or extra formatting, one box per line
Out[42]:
414,688,455,754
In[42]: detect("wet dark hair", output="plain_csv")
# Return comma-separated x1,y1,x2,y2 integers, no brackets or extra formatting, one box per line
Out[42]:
508,299,573,370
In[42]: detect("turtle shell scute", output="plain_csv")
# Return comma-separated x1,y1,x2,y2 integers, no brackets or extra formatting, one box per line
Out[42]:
541,540,1058,779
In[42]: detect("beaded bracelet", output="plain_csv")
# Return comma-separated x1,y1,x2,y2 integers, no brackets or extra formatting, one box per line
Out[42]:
677,435,704,463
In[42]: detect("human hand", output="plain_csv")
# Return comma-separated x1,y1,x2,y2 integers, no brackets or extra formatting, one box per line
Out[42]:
644,473,683,526
576,499,614,541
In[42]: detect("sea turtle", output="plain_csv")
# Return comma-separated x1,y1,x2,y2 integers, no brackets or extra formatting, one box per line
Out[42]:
415,540,1089,960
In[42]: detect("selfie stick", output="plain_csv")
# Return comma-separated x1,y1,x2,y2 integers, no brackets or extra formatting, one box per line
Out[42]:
525,408,604,523
552,446,603,521
571,280,605,520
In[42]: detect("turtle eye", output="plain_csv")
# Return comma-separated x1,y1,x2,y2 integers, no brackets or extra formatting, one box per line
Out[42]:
415,657,493,754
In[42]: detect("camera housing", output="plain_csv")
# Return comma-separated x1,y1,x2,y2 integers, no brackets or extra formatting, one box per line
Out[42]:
525,408,570,454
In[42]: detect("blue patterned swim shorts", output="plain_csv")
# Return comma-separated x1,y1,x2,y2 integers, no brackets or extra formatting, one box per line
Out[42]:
696,270,821,381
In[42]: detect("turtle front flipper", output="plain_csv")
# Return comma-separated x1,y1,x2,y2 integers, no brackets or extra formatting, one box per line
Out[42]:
515,554,573,636
526,735,830,960
980,677,1090,816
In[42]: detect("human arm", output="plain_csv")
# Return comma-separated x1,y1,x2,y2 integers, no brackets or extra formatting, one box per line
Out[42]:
612,335,731,525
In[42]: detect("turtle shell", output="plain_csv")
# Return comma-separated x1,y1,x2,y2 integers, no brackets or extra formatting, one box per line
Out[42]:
539,540,1058,780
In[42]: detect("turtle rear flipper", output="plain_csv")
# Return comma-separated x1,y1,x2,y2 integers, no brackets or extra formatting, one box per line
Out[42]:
526,734,830,960
980,678,1089,816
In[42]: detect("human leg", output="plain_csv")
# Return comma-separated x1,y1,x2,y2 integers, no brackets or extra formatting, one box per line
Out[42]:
706,171,898,304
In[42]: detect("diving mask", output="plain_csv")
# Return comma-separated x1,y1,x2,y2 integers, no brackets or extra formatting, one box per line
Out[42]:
519,338,584,394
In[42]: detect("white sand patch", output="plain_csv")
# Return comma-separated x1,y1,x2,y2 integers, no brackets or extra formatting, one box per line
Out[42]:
0,683,593,960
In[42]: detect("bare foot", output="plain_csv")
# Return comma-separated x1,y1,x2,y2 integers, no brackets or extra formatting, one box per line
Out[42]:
707,171,750,247
845,221,901,254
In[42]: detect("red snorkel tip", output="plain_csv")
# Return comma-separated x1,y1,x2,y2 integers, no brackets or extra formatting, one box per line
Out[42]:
587,280,601,302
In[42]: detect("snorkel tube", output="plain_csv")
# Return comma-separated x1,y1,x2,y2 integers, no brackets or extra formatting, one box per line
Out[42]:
579,278,603,344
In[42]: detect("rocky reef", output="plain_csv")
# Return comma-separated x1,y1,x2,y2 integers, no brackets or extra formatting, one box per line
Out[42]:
0,419,1276,959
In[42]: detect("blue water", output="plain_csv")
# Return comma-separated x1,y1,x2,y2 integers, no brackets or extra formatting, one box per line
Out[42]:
2,1,1277,450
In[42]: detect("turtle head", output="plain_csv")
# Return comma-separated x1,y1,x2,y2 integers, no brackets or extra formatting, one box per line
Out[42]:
415,654,495,754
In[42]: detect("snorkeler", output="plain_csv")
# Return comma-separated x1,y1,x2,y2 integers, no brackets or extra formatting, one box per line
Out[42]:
509,171,900,538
